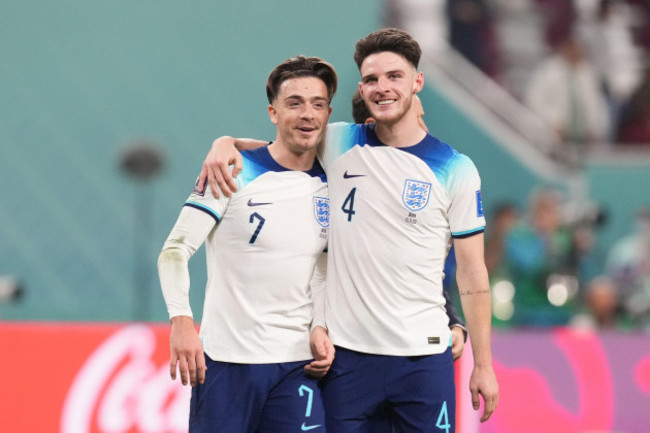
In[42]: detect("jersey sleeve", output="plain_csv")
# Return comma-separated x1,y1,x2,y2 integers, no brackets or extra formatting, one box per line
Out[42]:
447,154,486,238
158,206,218,319
320,122,361,171
183,177,234,222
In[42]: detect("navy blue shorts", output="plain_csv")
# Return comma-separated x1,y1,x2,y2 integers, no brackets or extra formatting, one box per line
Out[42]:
189,354,325,433
321,346,455,433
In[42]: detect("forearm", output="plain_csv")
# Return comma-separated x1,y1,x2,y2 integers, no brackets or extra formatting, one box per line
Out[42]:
158,245,193,319
457,265,493,366
213,136,268,151
158,207,215,319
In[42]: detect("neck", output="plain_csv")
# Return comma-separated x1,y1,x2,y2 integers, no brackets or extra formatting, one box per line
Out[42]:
374,115,427,148
267,141,316,171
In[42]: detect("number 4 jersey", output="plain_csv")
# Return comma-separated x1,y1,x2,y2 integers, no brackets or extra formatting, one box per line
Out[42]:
319,122,485,356
159,146,329,364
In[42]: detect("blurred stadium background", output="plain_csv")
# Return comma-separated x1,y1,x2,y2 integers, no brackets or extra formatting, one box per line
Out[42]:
1,0,650,432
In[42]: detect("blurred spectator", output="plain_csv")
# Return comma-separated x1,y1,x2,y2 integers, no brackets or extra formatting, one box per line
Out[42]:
616,64,650,145
491,0,548,99
503,188,578,326
567,219,603,284
571,276,630,330
534,0,578,49
446,0,501,79
576,0,643,140
627,0,650,53
524,33,610,163
606,207,650,329
485,202,519,277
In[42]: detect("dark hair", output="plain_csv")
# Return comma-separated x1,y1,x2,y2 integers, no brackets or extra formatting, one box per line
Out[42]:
266,55,338,104
351,89,372,124
353,28,421,70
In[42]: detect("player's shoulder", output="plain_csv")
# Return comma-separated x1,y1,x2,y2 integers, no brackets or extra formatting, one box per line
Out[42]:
404,134,460,168
326,121,373,140
327,121,356,133
238,146,282,179
241,145,272,167
241,145,326,183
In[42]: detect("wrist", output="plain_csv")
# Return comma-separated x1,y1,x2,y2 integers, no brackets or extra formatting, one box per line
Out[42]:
212,136,235,149
170,315,194,328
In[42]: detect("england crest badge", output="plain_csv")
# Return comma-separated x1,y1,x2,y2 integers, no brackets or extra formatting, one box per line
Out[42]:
402,179,431,211
313,196,330,228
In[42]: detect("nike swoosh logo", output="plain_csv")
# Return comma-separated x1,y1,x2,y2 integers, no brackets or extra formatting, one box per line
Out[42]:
301,423,322,431
343,170,366,179
247,199,273,206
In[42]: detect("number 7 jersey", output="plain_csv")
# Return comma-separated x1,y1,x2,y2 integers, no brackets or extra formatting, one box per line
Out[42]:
319,123,485,356
167,146,329,364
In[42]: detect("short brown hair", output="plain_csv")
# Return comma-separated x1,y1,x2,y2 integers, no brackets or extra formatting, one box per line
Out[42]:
351,89,371,124
266,55,338,104
353,28,421,70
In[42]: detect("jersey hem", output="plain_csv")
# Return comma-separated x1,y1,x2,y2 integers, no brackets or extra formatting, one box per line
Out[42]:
202,348,314,365
330,340,450,357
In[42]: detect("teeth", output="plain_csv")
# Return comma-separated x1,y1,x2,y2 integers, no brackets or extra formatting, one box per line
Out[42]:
377,100,396,105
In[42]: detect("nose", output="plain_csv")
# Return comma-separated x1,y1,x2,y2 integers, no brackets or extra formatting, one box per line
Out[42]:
376,76,389,92
300,105,315,120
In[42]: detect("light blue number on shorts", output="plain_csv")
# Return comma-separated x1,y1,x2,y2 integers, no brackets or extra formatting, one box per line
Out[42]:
436,401,451,433
298,384,314,417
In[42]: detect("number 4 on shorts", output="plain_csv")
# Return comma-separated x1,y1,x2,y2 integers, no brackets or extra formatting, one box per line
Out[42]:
436,401,451,433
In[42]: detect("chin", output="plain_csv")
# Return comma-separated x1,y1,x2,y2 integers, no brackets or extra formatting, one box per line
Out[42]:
295,140,318,152
377,108,406,124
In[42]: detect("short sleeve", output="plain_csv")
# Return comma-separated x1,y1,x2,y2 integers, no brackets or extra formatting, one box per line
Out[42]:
448,155,485,238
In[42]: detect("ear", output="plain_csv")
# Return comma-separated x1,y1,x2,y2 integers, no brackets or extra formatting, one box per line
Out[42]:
358,82,364,96
413,71,424,94
268,104,278,125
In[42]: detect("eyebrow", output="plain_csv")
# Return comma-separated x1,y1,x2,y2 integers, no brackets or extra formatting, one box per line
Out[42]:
361,69,404,81
285,95,329,102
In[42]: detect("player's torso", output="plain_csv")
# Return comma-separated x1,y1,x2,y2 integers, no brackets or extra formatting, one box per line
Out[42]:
321,124,456,355
200,150,329,363
213,170,328,262
328,144,451,270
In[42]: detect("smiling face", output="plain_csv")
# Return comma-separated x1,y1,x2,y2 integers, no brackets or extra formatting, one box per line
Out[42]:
268,76,332,155
358,51,423,127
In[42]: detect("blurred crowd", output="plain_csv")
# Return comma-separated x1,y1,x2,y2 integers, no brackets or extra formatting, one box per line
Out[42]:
443,0,650,330
466,188,650,331
445,0,650,158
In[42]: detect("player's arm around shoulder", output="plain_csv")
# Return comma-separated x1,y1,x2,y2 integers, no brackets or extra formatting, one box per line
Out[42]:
454,233,499,422
199,136,269,198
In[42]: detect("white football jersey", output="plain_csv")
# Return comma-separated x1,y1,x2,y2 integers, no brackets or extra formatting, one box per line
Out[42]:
160,146,329,363
319,122,485,356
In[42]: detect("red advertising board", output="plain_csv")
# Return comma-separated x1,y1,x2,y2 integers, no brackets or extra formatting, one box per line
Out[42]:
1,323,189,433
2,323,650,432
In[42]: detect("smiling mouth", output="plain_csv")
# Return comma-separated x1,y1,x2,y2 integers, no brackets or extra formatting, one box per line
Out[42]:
376,99,396,106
